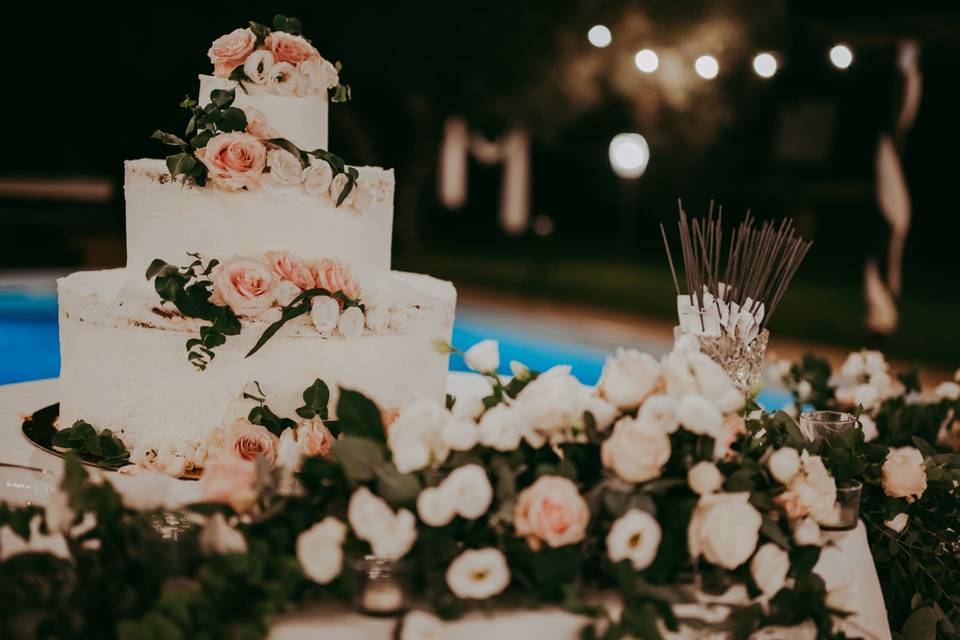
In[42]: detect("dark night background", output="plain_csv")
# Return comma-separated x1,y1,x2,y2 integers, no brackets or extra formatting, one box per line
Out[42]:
2,0,958,366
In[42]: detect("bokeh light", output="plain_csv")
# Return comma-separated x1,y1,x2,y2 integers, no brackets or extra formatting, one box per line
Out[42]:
587,25,612,48
829,44,853,69
694,55,719,80
752,52,778,78
634,49,659,73
608,133,650,179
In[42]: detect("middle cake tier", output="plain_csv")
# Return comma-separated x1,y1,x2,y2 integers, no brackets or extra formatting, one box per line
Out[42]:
124,158,395,289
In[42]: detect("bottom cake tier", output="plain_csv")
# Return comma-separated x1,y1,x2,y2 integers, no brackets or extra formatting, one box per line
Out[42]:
57,268,456,470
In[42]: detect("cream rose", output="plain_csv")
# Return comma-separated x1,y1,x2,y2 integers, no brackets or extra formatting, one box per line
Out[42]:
445,548,510,600
787,452,837,524
688,492,762,570
513,475,590,550
601,416,671,484
768,447,801,485
242,49,275,85
387,400,451,473
934,381,960,401
637,394,679,434
310,296,340,335
445,464,493,520
881,446,927,500
267,61,300,96
687,461,723,496
265,250,315,291
400,610,445,640
338,306,365,337
351,178,379,214
464,339,500,373
298,57,339,94
477,404,524,451
364,304,390,333
417,486,456,527
751,543,789,597
313,258,361,300
198,455,259,513
676,394,724,438
606,509,661,570
267,148,303,186
225,418,279,464
199,512,247,555
209,255,278,318
208,28,256,77
303,162,334,196
265,31,320,65
598,348,661,409
348,487,417,560
296,517,347,584
196,132,267,191
793,517,822,546
240,106,279,139
441,417,478,452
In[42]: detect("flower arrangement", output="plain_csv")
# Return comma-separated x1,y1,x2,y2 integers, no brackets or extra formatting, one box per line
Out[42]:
145,252,381,369
151,88,381,211
209,14,351,102
777,350,960,636
1,337,863,639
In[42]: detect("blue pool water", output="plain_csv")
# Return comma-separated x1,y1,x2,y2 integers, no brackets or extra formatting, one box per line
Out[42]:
0,291,790,408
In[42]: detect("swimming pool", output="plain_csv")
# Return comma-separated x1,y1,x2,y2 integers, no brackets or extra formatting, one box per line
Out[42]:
0,291,791,408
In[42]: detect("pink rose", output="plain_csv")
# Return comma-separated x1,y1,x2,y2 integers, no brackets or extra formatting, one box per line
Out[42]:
265,31,319,66
514,476,590,550
297,418,335,458
241,106,279,140
225,418,279,464
208,28,257,77
209,256,278,318
199,455,259,512
312,258,361,301
265,251,315,290
196,132,267,191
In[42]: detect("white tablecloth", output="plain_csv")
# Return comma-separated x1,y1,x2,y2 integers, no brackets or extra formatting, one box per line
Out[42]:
0,377,892,639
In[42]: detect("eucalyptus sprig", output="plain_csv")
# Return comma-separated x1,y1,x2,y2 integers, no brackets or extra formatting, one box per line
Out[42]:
145,254,241,370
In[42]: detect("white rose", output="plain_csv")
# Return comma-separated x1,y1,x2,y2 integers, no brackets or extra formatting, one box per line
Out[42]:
129,443,189,478
840,352,867,380
687,492,762,570
790,452,837,523
338,306,365,338
303,162,334,196
297,57,339,94
688,352,744,413
267,148,303,186
276,427,302,473
267,61,300,96
638,394,679,434
274,280,302,307
442,417,478,451
676,394,724,438
199,513,247,555
863,350,888,376
835,383,880,412
601,417,671,484
606,509,662,570
445,464,493,520
934,381,960,401
464,339,500,373
477,404,524,451
513,365,594,441
391,437,432,474
388,400,450,472
364,304,390,332
348,487,417,560
793,517,822,546
858,414,879,442
598,348,661,409
445,548,510,600
510,360,531,380
452,394,485,421
329,172,354,206
351,178,379,215
796,380,812,401
296,516,347,584
400,610,445,640
881,447,927,499
417,486,456,527
584,394,618,431
310,296,340,335
750,543,789,596
884,512,909,533
243,49,275,84
688,461,723,496
768,447,801,485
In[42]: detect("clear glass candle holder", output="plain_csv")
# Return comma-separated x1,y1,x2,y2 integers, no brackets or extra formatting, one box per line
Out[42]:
821,479,863,531
799,410,857,442
353,556,409,617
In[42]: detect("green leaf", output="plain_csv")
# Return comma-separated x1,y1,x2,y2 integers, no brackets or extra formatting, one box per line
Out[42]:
265,138,310,167
248,404,296,437
246,302,310,358
330,83,352,103
911,437,936,457
217,107,247,132
151,130,188,148
165,152,198,179
901,607,938,640
296,378,331,420
332,437,385,483
191,130,214,149
249,21,270,46
52,422,129,468
272,14,302,34
336,389,385,442
209,89,235,108
375,464,421,505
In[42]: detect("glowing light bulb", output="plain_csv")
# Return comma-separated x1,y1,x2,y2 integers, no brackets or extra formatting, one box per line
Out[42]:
634,49,659,73
830,44,853,69
609,133,650,179
694,55,719,80
588,25,612,48
752,52,778,78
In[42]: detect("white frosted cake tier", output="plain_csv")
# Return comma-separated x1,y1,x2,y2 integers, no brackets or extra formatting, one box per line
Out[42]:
124,159,394,288
199,74,328,151
57,268,456,466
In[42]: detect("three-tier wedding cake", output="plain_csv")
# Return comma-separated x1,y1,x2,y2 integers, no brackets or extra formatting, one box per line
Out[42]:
56,17,456,474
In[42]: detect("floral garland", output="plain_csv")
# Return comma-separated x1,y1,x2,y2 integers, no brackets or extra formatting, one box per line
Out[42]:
146,252,377,369
211,14,351,102
778,350,960,637
2,337,879,639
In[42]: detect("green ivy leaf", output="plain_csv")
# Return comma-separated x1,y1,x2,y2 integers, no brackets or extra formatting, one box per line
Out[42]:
336,388,385,442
